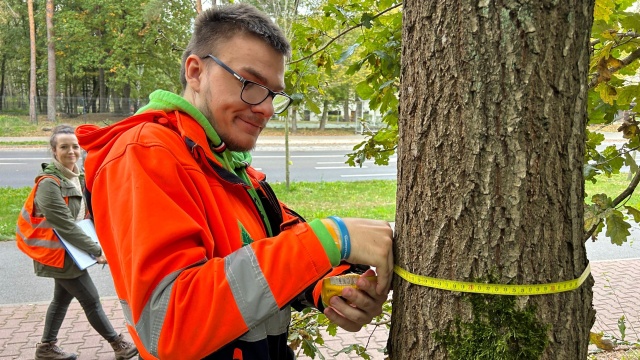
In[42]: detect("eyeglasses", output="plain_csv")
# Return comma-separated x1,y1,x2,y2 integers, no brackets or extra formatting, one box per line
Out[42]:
204,54,292,114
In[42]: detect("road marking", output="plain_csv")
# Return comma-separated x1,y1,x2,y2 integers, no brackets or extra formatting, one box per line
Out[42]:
252,154,346,159
317,161,351,165
0,163,25,165
0,158,49,160
315,166,368,170
340,173,396,177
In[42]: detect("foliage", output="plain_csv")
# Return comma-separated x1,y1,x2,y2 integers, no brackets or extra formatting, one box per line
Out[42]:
288,297,391,359
583,0,640,245
287,0,640,245
434,290,550,360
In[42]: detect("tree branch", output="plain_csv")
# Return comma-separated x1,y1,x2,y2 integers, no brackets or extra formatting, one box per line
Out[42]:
590,31,639,46
288,3,402,65
583,168,640,241
588,46,640,88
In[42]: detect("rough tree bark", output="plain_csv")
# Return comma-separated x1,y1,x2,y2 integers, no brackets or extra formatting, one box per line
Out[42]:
391,1,595,359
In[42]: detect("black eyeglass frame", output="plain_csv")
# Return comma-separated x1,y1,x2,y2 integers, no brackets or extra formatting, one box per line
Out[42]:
203,54,292,114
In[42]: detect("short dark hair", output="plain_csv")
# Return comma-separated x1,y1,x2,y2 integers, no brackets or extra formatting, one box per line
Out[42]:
180,3,291,90
50,124,75,150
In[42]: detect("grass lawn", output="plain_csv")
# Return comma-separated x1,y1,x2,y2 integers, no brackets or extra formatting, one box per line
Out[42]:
2,173,639,241
0,180,397,241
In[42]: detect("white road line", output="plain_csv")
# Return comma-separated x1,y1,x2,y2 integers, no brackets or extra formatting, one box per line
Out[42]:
252,155,346,159
340,173,396,178
0,158,49,160
315,166,368,170
0,163,25,165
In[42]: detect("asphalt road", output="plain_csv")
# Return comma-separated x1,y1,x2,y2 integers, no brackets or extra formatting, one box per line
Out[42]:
0,148,397,187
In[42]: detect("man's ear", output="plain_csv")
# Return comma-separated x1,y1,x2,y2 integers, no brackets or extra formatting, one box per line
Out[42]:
185,55,206,93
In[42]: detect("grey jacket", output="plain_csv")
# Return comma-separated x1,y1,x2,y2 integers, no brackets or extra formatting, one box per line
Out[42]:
32,162,102,279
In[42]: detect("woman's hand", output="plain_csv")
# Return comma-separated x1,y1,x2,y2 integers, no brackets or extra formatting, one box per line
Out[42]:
95,255,108,265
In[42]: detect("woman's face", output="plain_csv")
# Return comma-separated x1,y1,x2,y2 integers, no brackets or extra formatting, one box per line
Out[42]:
53,133,81,170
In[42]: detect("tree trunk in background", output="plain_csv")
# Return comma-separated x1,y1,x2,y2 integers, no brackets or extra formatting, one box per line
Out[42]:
343,95,349,122
290,105,297,134
27,0,37,124
121,83,131,114
99,68,108,112
196,0,202,14
390,1,595,359
46,0,56,122
0,55,5,112
319,99,328,131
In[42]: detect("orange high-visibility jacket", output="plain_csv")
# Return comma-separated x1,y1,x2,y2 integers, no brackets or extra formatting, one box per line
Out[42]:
77,110,341,360
16,176,67,268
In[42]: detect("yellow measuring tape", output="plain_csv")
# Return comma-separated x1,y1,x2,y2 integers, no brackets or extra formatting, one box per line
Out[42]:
393,263,591,296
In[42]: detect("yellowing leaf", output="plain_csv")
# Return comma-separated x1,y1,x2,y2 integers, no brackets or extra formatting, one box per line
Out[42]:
590,331,615,351
594,0,615,22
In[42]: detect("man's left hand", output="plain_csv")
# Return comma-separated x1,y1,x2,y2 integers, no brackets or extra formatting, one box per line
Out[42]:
323,269,388,332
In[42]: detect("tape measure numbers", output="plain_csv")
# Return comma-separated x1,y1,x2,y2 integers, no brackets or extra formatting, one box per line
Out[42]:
393,263,591,296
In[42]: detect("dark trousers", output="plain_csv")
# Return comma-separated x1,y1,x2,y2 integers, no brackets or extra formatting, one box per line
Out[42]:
41,271,119,343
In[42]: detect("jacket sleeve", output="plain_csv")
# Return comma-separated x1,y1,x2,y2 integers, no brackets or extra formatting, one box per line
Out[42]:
89,129,334,359
34,177,101,257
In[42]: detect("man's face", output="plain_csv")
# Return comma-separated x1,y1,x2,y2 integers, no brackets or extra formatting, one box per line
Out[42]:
186,33,286,152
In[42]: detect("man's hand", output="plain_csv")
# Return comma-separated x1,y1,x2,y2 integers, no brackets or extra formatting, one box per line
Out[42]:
323,269,388,332
95,255,108,264
342,218,394,296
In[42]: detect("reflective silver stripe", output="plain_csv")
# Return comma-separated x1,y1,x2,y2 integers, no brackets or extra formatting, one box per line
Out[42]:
225,246,279,329
239,305,291,342
120,299,134,327
130,260,206,357
16,227,64,250
134,270,176,357
20,208,54,229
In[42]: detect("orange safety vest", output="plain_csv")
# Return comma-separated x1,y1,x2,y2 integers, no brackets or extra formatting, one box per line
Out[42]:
16,175,68,268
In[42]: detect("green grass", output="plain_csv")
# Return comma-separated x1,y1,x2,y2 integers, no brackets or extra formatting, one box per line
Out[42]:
585,173,640,207
0,187,30,240
0,180,397,241
1,173,637,241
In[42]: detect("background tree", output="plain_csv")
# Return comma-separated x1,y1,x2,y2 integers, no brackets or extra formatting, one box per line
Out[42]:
391,1,595,359
27,0,36,123
46,0,56,121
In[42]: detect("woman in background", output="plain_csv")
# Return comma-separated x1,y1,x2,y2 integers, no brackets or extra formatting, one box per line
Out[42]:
16,124,138,360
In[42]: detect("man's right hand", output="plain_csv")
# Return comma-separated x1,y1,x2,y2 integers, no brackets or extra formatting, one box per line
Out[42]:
341,218,394,296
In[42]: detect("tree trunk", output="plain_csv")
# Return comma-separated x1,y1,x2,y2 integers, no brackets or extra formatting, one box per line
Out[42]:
121,83,131,114
46,0,56,122
0,55,5,112
27,0,37,124
99,67,108,112
291,105,297,134
343,95,349,122
391,2,595,360
319,99,328,131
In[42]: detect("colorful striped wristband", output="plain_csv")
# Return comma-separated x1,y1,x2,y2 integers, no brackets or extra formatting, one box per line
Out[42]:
328,216,351,260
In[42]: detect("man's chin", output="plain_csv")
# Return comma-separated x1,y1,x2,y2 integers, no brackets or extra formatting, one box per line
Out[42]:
225,137,258,152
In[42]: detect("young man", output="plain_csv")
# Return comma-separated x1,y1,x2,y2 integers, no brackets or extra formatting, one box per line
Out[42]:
77,4,393,359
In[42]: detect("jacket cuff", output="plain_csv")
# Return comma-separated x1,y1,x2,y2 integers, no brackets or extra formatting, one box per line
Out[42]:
308,219,340,267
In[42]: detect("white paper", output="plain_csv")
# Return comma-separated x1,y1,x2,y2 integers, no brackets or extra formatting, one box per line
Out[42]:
55,219,100,270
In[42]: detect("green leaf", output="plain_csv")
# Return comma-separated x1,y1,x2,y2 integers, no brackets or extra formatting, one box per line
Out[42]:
361,13,374,28
337,44,359,64
356,81,375,99
605,209,631,245
624,152,638,174
625,206,640,222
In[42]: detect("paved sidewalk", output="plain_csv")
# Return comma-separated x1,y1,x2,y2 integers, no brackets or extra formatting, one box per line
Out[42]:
0,259,637,359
